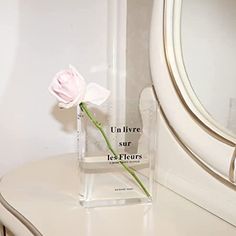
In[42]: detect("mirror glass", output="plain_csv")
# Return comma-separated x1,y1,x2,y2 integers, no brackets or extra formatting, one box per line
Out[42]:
181,0,236,137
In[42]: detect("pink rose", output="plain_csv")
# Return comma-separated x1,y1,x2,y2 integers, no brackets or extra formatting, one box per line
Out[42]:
49,65,110,108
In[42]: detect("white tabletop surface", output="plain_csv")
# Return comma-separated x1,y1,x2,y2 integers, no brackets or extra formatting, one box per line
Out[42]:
0,153,236,236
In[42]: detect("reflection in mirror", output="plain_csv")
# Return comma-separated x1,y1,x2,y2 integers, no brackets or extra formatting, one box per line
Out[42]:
181,0,236,137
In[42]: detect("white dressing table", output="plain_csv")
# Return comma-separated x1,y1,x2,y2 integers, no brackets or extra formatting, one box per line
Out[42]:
0,154,235,236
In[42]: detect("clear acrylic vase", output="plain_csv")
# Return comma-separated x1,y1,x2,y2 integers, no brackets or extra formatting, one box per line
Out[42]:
77,94,157,208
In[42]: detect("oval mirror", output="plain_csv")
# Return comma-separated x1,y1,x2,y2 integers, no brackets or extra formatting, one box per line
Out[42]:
180,0,236,138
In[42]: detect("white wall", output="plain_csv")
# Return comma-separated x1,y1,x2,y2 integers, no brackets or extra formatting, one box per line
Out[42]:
181,0,236,136
0,0,109,175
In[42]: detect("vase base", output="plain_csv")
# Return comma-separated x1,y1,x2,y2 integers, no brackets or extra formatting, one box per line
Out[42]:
79,156,153,208
79,196,152,208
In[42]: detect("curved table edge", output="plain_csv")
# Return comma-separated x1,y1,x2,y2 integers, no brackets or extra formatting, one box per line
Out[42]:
0,189,43,236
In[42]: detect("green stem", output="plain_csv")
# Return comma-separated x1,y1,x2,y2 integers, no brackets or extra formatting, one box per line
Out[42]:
79,102,150,198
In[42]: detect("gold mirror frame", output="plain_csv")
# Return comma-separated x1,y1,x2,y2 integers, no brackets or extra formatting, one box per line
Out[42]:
169,0,236,183
150,0,236,185
165,0,236,146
